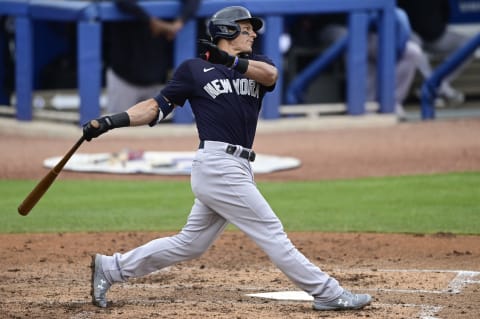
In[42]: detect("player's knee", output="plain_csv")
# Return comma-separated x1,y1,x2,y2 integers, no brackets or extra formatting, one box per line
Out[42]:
174,233,210,258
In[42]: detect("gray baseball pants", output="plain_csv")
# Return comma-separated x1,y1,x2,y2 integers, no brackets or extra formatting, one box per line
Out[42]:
100,140,343,301
410,30,472,96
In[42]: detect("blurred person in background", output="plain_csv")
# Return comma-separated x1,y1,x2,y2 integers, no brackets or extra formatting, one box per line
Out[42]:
398,0,472,107
104,0,200,114
289,8,425,119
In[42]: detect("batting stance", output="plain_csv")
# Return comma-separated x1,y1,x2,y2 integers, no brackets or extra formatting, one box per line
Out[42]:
85,6,372,311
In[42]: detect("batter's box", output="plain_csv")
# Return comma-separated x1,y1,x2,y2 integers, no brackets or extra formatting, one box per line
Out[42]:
329,268,456,293
245,291,439,319
360,269,480,294
246,269,480,301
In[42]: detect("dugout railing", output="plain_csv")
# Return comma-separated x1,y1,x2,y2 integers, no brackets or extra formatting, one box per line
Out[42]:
420,0,480,119
0,0,396,125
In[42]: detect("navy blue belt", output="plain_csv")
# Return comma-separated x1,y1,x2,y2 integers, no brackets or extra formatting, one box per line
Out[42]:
199,141,256,162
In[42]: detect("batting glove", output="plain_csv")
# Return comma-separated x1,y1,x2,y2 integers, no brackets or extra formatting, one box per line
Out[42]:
82,112,130,141
198,39,249,73
198,39,235,66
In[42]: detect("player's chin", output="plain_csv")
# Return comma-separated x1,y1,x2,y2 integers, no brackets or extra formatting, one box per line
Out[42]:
243,46,253,54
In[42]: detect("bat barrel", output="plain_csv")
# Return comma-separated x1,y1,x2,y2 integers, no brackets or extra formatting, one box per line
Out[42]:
17,170,58,215
17,135,86,216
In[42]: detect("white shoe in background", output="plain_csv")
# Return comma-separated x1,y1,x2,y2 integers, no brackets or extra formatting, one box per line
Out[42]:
395,104,407,121
435,89,465,108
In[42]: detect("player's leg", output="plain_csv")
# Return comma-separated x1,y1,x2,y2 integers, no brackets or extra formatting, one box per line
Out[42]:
425,30,470,57
394,41,423,116
91,198,228,307
102,199,227,282
197,174,342,300
191,149,371,310
425,31,471,106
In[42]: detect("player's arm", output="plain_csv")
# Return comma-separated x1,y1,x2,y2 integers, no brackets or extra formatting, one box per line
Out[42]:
198,39,277,86
243,59,278,87
126,98,164,126
82,97,174,141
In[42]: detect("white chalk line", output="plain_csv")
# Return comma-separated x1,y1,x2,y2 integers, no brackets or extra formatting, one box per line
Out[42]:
378,303,443,319
448,270,480,293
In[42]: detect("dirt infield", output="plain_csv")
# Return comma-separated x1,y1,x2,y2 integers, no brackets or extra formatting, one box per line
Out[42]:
1,117,480,318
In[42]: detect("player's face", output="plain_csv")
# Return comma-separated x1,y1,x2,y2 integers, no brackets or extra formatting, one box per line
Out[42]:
230,21,256,54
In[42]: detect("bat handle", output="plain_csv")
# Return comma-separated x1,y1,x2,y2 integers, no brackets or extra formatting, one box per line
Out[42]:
90,119,99,128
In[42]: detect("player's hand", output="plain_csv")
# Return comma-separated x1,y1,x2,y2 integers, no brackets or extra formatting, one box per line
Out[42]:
198,39,235,67
82,116,114,141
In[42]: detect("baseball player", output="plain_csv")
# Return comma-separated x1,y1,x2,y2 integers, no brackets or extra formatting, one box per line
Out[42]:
85,6,372,311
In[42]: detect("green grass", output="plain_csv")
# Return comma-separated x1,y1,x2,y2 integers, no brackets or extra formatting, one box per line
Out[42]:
1,172,479,234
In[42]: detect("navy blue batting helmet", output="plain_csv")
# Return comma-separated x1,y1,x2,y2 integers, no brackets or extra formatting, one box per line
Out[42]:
207,6,263,42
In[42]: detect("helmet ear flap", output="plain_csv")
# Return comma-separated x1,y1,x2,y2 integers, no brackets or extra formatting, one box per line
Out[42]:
207,20,241,42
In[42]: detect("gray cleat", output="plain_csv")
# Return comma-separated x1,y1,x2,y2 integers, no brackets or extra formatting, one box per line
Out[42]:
313,289,372,311
90,254,111,308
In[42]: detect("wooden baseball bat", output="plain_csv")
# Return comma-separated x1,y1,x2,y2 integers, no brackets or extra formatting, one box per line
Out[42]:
17,120,98,216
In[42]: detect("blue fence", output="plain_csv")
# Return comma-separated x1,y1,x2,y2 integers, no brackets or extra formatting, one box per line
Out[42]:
421,33,480,119
0,0,396,125
449,0,480,23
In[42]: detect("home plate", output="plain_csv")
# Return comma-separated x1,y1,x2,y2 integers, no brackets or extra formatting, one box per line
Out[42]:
246,291,313,301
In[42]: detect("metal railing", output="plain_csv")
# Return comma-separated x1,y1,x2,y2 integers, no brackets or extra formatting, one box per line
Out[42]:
1,0,396,125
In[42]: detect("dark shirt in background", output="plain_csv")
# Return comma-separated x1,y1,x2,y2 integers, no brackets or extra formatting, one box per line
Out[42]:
104,0,200,86
397,0,451,42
